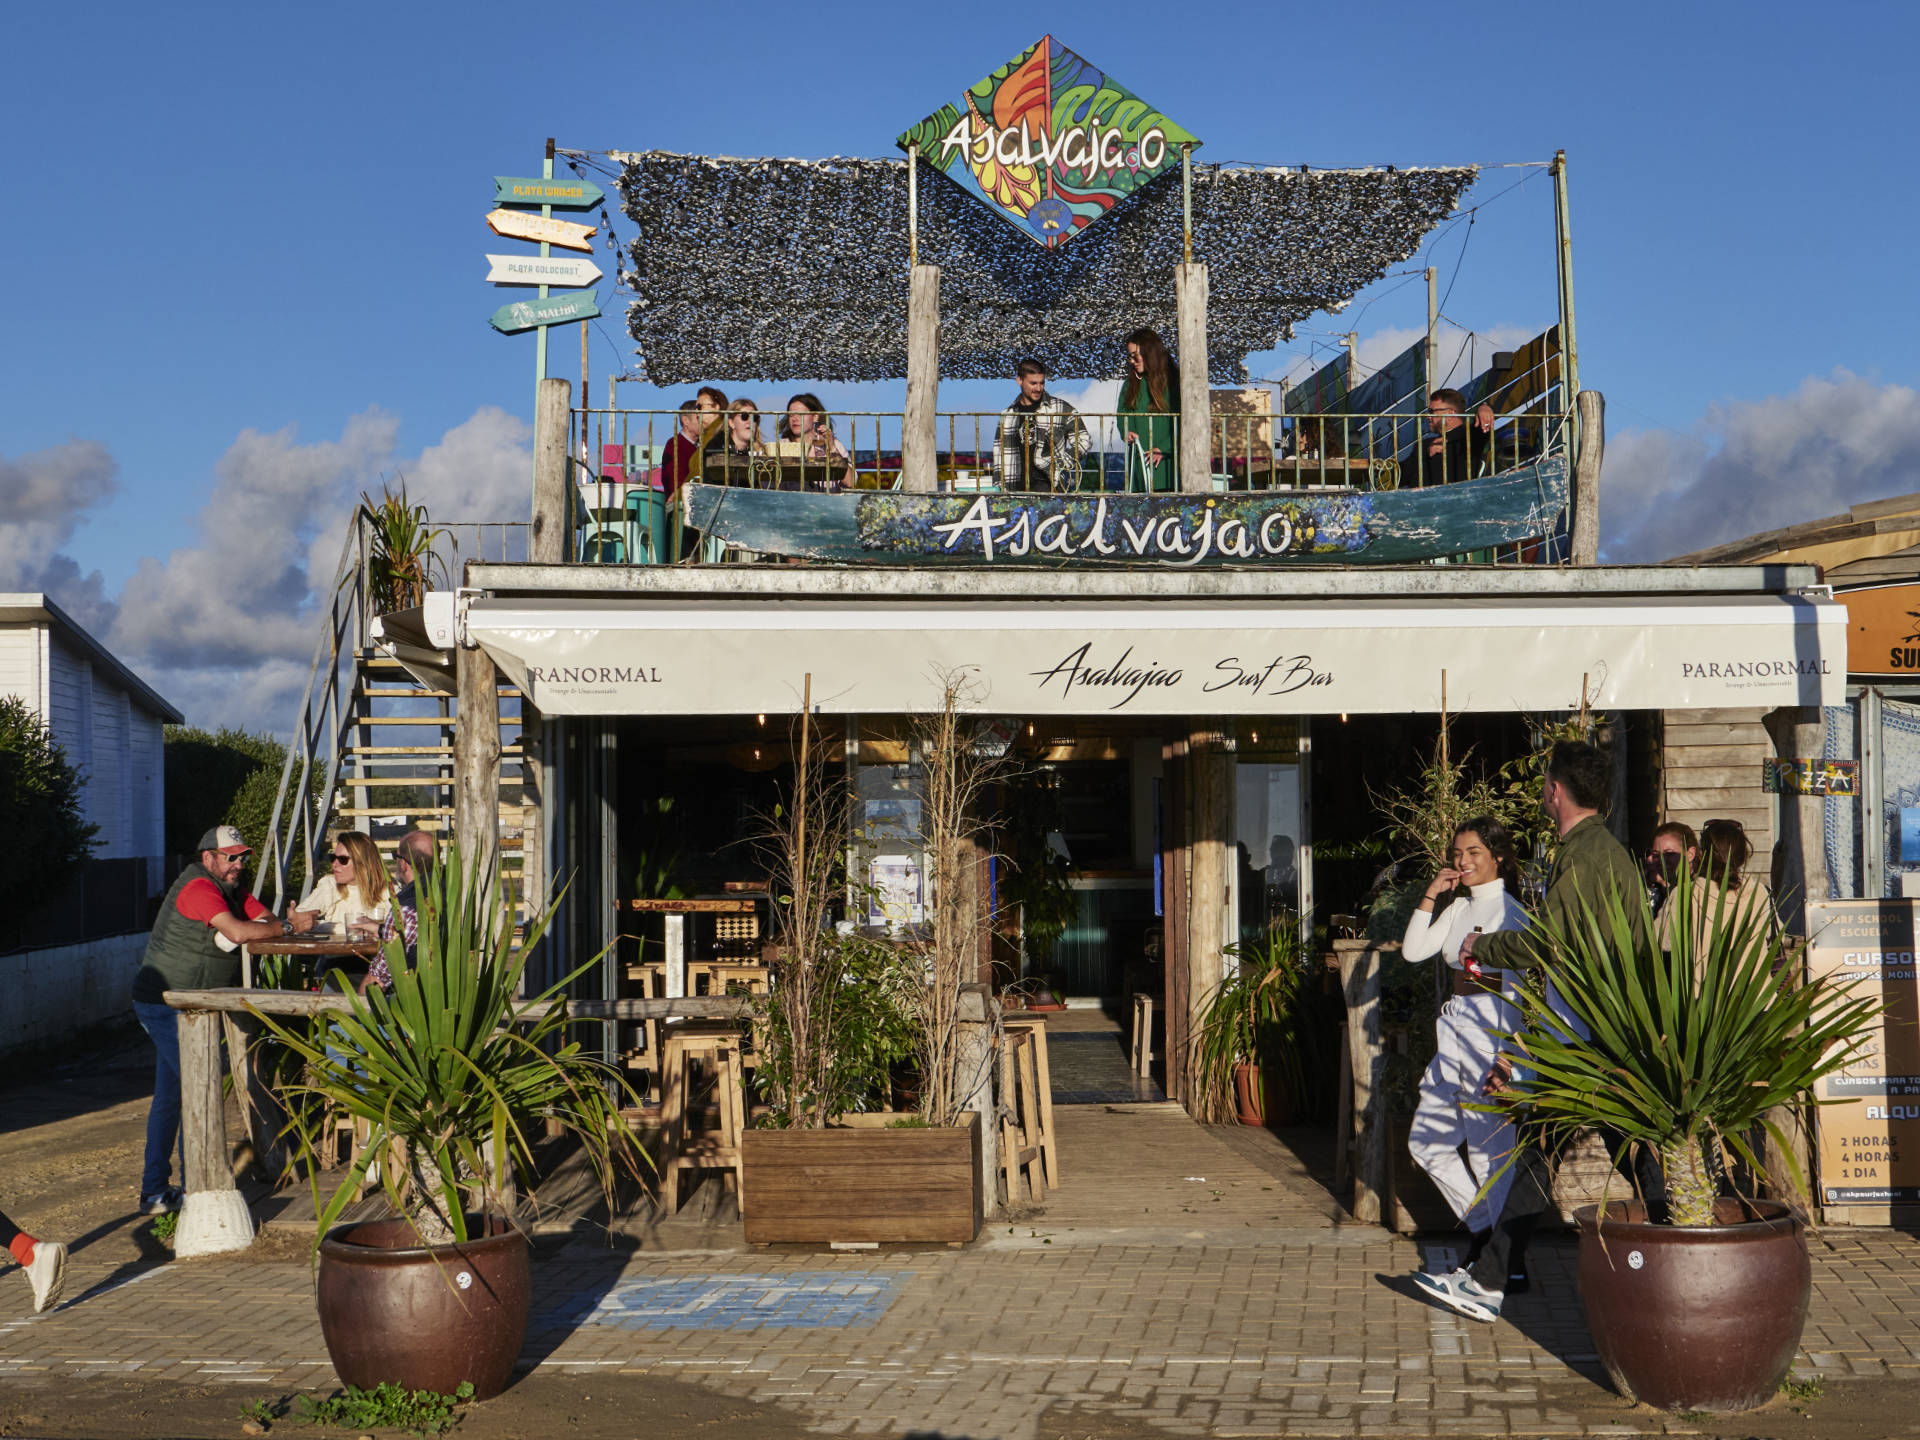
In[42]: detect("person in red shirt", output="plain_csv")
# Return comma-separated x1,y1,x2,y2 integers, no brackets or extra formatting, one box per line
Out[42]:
660,387,726,500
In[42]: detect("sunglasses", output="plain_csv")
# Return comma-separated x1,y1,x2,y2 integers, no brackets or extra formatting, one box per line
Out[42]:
331,854,352,866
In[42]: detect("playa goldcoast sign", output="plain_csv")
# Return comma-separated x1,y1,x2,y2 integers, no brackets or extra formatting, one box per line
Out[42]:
896,35,1199,247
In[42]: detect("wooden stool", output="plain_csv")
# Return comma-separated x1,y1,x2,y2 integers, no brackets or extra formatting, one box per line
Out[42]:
1129,993,1156,1077
622,959,669,1103
1003,1016,1058,1187
695,961,770,996
659,1027,746,1216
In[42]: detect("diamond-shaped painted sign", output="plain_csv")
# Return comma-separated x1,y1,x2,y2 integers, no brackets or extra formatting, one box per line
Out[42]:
897,35,1201,249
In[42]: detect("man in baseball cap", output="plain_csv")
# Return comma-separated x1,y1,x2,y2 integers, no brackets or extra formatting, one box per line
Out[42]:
129,826,315,1214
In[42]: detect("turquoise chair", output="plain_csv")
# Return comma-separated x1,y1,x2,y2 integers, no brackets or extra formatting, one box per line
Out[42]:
622,487,669,565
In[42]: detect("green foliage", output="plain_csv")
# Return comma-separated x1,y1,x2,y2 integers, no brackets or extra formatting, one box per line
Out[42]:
1371,719,1533,880
631,793,687,902
1780,1375,1823,1401
292,1380,474,1434
1193,925,1316,1124
363,481,450,615
163,725,323,894
1495,867,1882,1226
253,843,647,1247
0,695,97,918
149,1209,178,1245
999,767,1074,966
756,931,918,1125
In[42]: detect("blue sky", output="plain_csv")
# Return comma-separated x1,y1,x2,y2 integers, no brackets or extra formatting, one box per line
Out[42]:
4,0,1918,725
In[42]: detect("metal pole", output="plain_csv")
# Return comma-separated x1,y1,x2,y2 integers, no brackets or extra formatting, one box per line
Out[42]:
535,138,554,387
1424,267,1438,400
1181,144,1193,264
1551,149,1580,444
907,147,918,268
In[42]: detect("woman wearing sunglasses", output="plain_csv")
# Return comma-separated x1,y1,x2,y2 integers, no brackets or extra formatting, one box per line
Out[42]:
294,831,394,939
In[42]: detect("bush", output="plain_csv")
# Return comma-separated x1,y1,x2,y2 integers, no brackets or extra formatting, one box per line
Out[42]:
0,696,97,919
164,725,323,895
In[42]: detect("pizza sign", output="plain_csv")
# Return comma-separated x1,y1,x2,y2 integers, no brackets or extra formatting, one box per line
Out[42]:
897,35,1200,248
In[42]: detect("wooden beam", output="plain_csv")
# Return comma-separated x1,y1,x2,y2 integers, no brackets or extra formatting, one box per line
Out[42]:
454,638,503,890
903,264,940,494
165,988,757,1023
1337,940,1390,1227
1184,720,1232,1121
1176,263,1211,494
1161,731,1190,1104
1570,389,1604,564
531,377,571,564
173,1010,255,1257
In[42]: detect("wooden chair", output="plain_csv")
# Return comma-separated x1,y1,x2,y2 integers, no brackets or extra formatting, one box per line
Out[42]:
659,1026,747,1216
622,959,669,1104
1003,1016,1059,1187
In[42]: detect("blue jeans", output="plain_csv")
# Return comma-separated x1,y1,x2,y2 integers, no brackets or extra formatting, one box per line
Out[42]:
133,1000,182,1200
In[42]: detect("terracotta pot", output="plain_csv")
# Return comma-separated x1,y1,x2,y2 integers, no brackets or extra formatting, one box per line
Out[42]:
317,1215,529,1400
1575,1198,1809,1412
1232,1063,1266,1126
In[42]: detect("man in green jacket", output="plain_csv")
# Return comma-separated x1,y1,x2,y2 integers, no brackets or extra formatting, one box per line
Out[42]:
1415,740,1659,1323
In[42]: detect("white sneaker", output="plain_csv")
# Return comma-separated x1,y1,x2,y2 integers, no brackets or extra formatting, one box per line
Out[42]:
1411,1265,1502,1322
24,1242,66,1314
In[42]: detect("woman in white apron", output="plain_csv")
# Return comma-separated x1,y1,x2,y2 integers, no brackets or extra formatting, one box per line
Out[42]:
1401,817,1529,1243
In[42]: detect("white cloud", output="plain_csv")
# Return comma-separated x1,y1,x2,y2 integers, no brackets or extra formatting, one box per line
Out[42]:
1601,371,1920,562
0,439,119,628
0,407,536,733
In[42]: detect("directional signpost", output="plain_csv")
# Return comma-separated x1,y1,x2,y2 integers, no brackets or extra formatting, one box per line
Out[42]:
485,253,603,287
490,289,601,334
494,174,604,209
485,208,597,252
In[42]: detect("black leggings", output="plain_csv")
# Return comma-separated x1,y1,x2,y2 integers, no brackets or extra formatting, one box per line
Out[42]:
0,1209,19,1253
1469,1131,1668,1292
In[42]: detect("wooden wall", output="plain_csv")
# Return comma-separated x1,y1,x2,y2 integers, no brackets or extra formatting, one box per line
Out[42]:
1655,707,1776,859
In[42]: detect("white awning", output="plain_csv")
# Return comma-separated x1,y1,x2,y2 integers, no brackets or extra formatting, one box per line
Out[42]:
466,593,1845,717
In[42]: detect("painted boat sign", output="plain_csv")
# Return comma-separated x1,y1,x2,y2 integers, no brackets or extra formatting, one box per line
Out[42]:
490,288,600,334
484,253,603,287
485,208,597,252
494,174,605,209
897,35,1200,247
682,457,1567,566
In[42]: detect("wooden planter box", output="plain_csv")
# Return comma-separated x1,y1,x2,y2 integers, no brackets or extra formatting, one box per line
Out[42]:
742,1112,981,1245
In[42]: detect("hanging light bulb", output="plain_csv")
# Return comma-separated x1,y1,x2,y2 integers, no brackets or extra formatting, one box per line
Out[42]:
753,747,762,761
1340,713,1348,723
756,713,766,726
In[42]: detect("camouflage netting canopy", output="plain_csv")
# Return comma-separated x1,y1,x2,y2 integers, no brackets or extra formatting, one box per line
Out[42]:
617,152,1475,386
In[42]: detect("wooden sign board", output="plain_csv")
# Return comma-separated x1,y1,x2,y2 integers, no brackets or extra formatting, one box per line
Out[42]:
484,253,602,287
485,208,597,253
493,175,604,209
1837,582,1920,677
1763,758,1858,796
1807,899,1920,1225
489,288,600,334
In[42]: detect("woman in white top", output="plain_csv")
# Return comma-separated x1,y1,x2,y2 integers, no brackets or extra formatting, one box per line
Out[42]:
296,830,393,938
1401,816,1529,1240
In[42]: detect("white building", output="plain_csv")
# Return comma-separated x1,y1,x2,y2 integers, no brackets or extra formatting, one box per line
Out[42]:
0,593,181,1053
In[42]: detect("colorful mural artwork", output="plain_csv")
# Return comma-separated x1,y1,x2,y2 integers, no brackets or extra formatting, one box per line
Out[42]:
896,35,1201,248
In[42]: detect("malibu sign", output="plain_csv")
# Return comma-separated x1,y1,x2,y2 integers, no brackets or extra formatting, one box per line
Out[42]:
897,35,1199,247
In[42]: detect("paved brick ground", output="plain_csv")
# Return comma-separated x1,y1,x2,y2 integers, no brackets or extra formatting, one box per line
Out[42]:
4,1213,1916,1438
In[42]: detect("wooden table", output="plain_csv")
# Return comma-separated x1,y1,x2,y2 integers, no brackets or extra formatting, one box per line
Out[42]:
241,934,381,988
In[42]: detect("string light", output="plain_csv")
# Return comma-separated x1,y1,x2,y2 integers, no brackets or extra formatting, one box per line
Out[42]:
617,153,1475,385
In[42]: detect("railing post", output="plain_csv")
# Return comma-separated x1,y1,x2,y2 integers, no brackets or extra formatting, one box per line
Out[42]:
532,377,571,563
903,265,941,494
1570,389,1604,565
1176,263,1210,493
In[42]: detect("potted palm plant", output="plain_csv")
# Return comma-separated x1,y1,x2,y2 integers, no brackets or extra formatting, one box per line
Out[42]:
1194,925,1313,1127
255,846,643,1400
1496,868,1879,1413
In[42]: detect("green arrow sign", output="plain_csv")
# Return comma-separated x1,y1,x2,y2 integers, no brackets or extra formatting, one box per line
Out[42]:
494,174,604,209
490,288,600,334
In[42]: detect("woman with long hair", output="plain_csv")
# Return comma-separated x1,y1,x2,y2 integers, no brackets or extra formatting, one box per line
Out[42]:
1653,816,1775,962
1401,817,1532,1287
295,830,394,935
1117,327,1180,492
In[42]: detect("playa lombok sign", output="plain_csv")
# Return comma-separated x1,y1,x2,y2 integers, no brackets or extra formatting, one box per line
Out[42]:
896,35,1200,247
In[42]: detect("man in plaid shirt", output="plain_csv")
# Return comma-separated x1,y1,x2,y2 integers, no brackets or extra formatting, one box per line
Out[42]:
992,359,1091,491
371,830,435,989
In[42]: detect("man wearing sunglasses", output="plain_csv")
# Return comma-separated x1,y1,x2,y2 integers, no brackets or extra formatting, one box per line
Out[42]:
129,826,314,1215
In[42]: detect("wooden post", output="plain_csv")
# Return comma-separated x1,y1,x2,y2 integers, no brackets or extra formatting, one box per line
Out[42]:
903,265,941,494
1161,732,1190,1103
1570,388,1604,564
956,983,1000,1220
455,631,503,891
222,1012,288,1183
1336,940,1389,1226
173,1009,255,1257
1184,720,1232,1119
1763,706,1829,939
531,377,572,564
1176,262,1211,494
518,699,545,969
